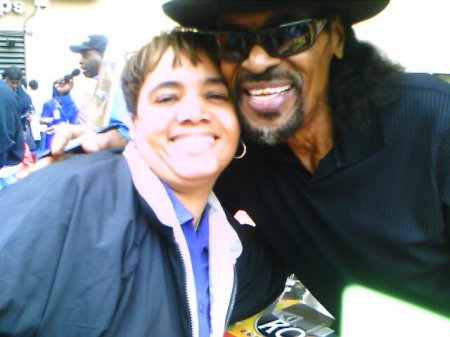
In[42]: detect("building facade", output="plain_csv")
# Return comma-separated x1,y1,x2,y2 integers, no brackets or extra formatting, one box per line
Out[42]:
0,0,174,114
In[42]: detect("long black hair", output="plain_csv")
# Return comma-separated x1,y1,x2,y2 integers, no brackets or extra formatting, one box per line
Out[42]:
329,22,404,130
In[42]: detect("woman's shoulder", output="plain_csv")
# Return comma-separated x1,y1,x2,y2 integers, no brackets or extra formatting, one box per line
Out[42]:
12,150,130,201
45,149,126,176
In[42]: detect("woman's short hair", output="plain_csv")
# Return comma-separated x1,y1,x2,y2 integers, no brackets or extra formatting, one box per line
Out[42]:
121,29,217,116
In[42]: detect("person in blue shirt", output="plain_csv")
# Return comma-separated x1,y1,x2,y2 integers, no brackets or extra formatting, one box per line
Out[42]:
39,79,80,151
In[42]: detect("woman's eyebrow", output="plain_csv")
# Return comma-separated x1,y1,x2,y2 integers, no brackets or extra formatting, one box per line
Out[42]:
205,76,227,86
151,77,226,91
153,81,181,90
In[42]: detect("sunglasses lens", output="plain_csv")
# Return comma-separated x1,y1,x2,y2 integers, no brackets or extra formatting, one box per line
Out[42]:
214,32,249,61
262,21,315,57
212,19,324,61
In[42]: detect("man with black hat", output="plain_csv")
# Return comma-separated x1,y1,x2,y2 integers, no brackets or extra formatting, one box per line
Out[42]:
161,0,450,323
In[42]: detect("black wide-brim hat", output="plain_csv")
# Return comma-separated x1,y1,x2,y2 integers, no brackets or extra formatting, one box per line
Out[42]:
163,0,390,29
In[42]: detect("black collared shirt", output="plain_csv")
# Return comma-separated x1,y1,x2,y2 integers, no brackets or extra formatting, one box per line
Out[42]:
215,73,450,322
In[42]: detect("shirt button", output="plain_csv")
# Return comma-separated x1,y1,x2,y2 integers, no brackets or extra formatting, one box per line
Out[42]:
199,304,204,313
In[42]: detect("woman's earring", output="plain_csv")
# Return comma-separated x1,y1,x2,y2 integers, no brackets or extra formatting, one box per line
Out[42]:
234,140,247,159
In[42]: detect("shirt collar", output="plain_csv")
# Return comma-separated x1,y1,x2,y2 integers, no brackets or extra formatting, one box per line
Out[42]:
258,111,385,180
161,181,195,225
161,181,210,248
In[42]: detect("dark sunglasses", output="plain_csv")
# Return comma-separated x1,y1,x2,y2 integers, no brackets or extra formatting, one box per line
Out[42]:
207,18,328,62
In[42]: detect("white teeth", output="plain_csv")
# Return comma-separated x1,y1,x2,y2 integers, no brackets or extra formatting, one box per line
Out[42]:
174,135,214,146
248,85,291,96
172,135,215,154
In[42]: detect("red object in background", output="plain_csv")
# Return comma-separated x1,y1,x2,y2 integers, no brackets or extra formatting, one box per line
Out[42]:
21,142,35,169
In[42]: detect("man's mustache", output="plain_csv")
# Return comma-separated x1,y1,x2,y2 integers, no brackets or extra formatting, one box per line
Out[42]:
234,69,302,91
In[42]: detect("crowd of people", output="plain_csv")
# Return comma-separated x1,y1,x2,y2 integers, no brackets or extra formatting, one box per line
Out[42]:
0,33,130,189
0,0,449,336
0,66,36,188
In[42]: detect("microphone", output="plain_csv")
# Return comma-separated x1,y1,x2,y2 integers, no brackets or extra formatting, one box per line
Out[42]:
63,68,81,82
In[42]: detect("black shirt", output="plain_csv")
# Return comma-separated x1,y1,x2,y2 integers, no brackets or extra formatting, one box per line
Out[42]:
215,73,450,321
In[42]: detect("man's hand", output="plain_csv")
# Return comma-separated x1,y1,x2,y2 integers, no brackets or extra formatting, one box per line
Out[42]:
17,123,128,180
50,123,127,156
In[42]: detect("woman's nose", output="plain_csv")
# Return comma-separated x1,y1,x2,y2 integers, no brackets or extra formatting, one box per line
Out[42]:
176,97,211,124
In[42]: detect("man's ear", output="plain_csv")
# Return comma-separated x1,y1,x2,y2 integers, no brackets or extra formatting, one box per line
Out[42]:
330,17,345,60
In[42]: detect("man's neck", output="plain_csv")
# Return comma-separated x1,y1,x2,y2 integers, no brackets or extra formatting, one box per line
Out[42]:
287,108,334,174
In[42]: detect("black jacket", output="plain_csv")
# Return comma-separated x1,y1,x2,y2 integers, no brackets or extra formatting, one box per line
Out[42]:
0,147,286,337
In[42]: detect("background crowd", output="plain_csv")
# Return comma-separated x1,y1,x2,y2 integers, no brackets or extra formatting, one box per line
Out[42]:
0,33,129,189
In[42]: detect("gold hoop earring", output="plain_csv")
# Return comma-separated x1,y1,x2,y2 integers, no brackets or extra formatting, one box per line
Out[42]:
234,140,247,159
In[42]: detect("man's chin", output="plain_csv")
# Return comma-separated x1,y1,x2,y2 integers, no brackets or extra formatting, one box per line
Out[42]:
238,107,303,145
239,117,287,145
244,128,284,145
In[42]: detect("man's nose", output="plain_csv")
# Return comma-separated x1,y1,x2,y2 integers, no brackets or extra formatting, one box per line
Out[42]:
241,44,280,74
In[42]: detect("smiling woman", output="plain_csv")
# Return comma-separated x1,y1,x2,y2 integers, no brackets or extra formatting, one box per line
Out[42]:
0,29,287,337
122,32,239,201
